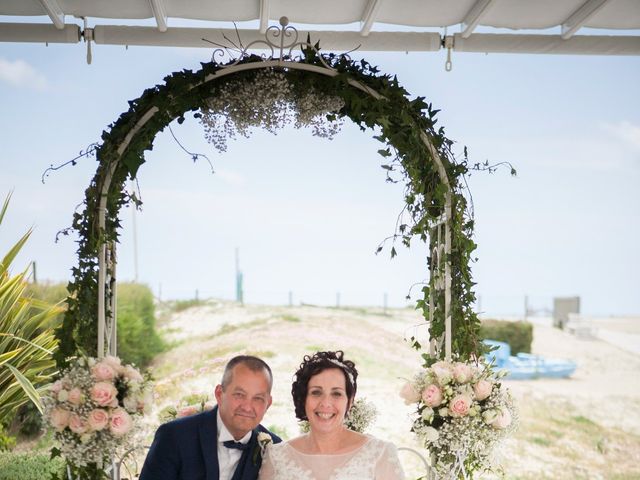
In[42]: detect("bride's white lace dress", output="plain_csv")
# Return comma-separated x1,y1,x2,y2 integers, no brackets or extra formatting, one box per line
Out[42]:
258,435,405,480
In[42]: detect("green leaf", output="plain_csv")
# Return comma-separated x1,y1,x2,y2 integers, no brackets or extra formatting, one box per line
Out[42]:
0,348,21,367
5,364,44,414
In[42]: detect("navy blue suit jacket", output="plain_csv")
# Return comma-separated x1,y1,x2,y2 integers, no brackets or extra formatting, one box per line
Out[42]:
139,407,281,480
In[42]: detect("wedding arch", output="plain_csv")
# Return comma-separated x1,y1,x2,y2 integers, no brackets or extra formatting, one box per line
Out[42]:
55,19,482,368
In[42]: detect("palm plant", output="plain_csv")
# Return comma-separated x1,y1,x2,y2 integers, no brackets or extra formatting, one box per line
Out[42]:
0,193,62,425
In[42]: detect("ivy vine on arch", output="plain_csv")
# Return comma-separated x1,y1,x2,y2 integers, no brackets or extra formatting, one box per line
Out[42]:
54,43,482,368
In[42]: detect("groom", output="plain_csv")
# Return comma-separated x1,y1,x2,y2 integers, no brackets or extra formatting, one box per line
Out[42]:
140,355,282,480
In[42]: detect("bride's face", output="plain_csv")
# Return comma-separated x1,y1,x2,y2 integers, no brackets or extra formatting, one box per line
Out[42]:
305,368,351,434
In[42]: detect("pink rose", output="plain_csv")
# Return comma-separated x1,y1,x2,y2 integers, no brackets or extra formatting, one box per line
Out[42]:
50,380,63,394
177,405,200,418
109,408,132,436
87,409,109,431
91,381,118,407
50,408,70,431
103,355,123,372
68,413,89,434
493,408,512,429
399,382,421,405
68,387,83,405
449,394,472,417
91,362,116,381
452,363,473,383
473,380,492,401
422,384,443,407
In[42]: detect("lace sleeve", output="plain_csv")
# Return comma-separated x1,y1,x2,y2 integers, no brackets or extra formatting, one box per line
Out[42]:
374,442,405,480
258,446,276,480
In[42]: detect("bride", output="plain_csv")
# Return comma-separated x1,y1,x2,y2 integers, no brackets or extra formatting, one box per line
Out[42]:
259,350,404,480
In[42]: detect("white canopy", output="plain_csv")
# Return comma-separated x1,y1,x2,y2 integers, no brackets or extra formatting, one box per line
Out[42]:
1,0,639,55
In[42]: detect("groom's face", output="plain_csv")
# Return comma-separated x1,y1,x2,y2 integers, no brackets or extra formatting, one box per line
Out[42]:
215,364,272,440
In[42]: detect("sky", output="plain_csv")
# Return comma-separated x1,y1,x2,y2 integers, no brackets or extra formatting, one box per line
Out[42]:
1,26,639,317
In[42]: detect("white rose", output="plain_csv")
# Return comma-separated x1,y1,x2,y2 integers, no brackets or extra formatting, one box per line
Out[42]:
482,409,499,425
431,361,453,384
57,389,69,402
257,432,273,453
421,407,434,422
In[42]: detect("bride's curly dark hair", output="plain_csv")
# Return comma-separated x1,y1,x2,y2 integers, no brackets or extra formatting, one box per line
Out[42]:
291,350,358,421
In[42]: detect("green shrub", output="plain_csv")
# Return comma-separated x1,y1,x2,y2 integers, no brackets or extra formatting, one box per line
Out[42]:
117,283,164,367
0,425,15,452
23,283,67,346
23,281,165,368
480,319,533,354
24,282,68,308
0,451,65,480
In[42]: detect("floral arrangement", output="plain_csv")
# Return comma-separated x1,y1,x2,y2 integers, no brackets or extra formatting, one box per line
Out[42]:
43,356,152,474
400,359,517,479
199,69,344,152
158,393,214,423
299,397,378,434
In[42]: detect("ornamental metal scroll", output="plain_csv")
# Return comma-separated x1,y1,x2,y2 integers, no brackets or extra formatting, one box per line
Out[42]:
210,16,340,71
94,19,453,362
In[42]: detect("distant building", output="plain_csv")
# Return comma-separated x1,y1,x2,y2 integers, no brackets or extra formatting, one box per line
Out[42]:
553,296,580,329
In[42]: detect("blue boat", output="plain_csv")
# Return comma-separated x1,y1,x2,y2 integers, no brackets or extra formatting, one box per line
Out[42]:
483,340,577,380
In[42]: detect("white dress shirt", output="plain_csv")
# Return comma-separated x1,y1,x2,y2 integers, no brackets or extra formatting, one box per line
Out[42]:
217,410,252,480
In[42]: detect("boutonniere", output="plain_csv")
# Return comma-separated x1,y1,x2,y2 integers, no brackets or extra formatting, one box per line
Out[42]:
252,432,273,465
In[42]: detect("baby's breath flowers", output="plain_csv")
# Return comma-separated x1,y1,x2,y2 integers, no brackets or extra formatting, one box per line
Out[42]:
43,356,152,472
401,359,517,478
199,69,344,152
158,393,214,423
299,397,378,434
344,398,378,433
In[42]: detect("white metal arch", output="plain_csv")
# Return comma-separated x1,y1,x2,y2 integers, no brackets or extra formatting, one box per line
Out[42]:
96,25,454,361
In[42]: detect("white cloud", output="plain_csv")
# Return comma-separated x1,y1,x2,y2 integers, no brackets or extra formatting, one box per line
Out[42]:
0,57,48,91
603,120,640,152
